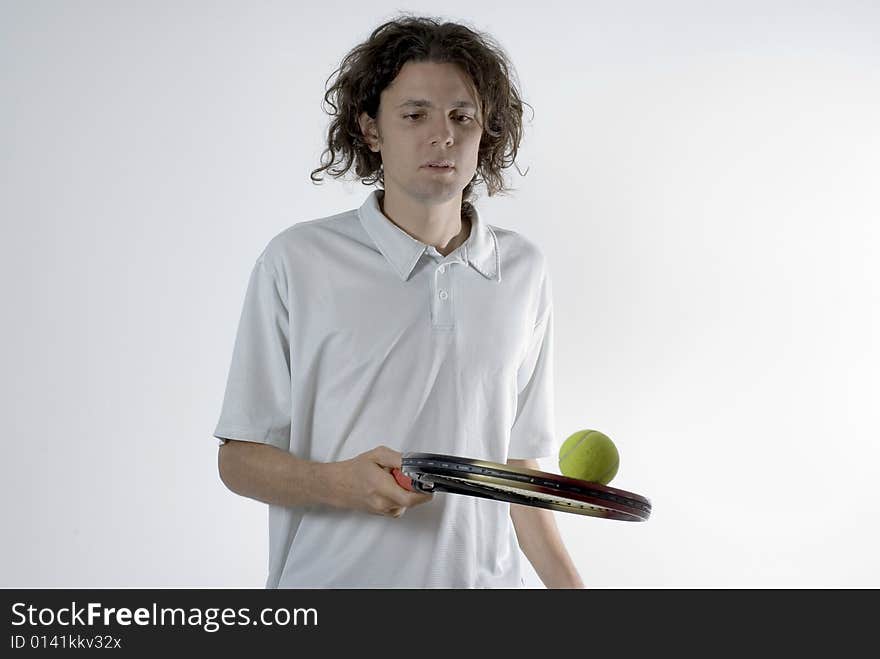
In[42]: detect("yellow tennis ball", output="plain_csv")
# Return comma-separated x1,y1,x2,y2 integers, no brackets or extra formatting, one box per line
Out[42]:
558,429,619,484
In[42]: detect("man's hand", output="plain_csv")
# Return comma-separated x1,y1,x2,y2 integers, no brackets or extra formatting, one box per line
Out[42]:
329,445,433,517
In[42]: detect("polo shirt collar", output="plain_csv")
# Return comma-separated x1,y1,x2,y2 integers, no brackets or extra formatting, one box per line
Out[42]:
357,189,501,283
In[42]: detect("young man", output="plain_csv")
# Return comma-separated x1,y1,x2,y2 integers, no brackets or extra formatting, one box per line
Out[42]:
213,15,583,588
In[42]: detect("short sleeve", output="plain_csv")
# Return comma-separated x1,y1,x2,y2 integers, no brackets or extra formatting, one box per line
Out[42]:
212,256,291,451
508,267,556,460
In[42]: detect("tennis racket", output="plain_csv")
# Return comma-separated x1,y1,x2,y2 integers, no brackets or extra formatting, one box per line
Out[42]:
395,452,651,522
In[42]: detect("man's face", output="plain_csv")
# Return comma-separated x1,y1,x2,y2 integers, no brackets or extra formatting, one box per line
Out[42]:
358,60,483,206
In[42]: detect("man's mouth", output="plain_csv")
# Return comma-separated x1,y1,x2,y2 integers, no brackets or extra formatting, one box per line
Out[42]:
423,160,455,169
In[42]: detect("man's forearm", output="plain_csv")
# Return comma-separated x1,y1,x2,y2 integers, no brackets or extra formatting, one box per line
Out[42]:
510,504,585,588
218,440,340,508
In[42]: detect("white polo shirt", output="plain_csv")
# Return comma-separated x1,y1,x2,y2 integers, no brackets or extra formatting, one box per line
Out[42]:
213,189,556,588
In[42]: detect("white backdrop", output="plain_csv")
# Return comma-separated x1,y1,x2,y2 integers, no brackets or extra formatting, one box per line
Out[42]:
2,0,877,588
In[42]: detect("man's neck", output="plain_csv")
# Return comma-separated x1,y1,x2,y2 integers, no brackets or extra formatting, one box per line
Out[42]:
379,189,471,257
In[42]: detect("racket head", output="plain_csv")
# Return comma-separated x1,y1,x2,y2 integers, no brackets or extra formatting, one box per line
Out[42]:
401,452,651,522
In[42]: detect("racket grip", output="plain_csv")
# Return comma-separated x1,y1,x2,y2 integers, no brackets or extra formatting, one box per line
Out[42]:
392,467,415,492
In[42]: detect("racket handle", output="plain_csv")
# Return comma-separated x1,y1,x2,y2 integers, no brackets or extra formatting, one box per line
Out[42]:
391,467,415,492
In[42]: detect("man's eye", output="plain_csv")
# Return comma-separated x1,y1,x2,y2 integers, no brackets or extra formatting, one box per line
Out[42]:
403,114,474,123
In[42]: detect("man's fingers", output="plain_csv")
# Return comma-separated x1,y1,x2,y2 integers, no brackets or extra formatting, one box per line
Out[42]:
371,445,403,470
386,484,433,508
410,492,434,505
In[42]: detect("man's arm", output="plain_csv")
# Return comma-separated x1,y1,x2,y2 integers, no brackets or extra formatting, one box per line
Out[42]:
507,457,585,589
218,440,433,516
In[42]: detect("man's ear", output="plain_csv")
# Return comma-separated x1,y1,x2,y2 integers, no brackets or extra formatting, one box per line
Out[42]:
358,111,380,153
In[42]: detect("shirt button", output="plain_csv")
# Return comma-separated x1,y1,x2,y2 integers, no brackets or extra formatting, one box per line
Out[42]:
439,290,448,300
438,265,445,274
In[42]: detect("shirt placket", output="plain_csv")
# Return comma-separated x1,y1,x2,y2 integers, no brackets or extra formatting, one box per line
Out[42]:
426,245,464,330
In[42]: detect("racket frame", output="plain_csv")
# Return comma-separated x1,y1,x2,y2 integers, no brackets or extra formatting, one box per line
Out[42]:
401,452,651,522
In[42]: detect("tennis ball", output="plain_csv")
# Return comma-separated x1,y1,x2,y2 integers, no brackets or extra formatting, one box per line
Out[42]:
558,429,619,484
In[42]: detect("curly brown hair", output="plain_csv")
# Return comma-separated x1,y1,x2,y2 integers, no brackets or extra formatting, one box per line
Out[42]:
309,13,533,218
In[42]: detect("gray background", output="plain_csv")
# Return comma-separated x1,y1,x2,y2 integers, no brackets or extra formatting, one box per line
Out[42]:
2,0,877,587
